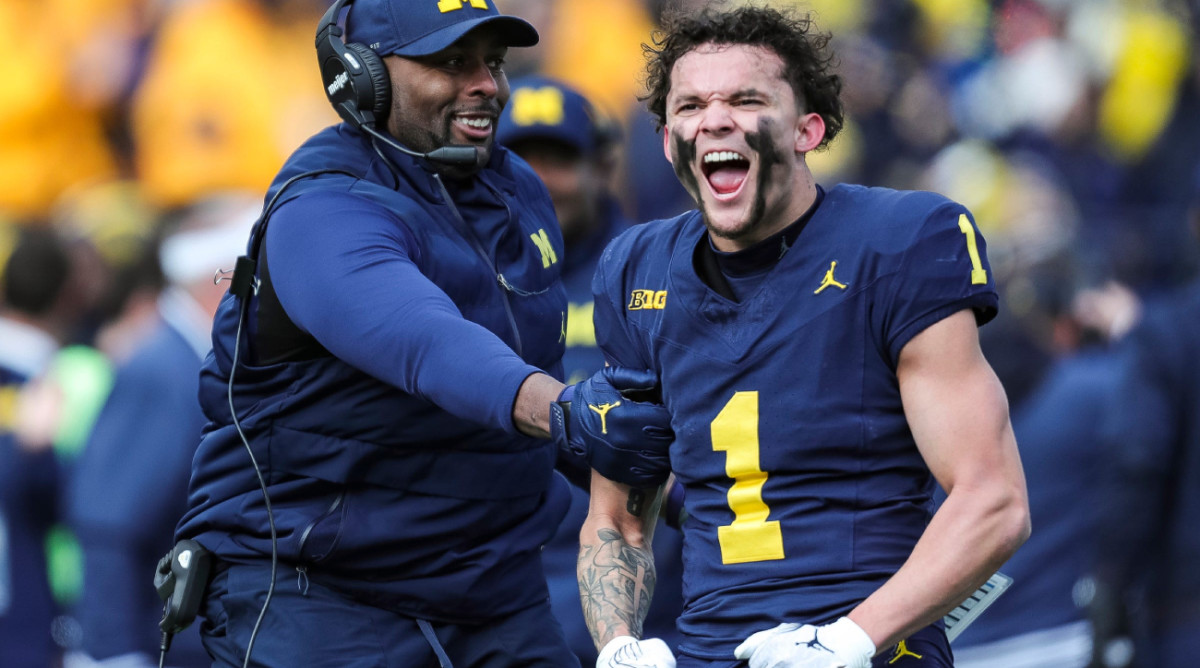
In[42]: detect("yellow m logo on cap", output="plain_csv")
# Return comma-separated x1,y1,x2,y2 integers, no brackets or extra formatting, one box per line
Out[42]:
511,87,565,127
438,0,488,12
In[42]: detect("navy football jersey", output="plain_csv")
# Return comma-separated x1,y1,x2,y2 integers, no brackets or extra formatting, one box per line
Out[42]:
592,184,998,659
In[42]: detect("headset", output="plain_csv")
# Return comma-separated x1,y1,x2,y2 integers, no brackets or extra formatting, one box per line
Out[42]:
315,0,479,167
316,0,390,130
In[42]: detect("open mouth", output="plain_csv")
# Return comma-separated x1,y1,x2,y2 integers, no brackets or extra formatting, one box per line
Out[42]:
452,114,494,141
701,150,751,199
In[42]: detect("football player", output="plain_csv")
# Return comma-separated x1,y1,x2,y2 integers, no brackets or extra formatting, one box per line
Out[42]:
577,6,1031,668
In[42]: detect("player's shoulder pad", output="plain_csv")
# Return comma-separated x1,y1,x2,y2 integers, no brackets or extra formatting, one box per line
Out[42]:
598,209,700,270
826,184,970,251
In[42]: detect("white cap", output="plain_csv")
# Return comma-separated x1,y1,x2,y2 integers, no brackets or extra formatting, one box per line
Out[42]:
159,193,261,286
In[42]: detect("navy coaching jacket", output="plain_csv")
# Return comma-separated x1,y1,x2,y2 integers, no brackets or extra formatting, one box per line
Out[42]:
176,123,570,623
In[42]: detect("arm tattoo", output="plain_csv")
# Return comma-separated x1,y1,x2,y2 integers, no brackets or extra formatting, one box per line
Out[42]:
579,527,657,649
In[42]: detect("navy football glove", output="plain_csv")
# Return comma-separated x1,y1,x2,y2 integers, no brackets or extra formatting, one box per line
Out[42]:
550,367,673,488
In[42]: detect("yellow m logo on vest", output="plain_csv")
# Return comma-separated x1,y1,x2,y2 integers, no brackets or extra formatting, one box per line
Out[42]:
530,228,558,268
511,87,565,127
438,0,488,12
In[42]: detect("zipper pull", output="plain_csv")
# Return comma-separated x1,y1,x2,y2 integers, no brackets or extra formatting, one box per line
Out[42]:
296,565,310,596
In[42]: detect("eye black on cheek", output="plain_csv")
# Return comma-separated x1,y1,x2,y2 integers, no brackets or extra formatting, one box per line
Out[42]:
741,117,788,225
670,131,700,200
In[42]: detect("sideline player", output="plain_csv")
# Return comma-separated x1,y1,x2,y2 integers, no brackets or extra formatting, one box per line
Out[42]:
578,6,1030,668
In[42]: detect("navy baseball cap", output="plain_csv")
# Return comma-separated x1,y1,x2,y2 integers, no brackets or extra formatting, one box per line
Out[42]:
346,0,538,57
498,76,599,155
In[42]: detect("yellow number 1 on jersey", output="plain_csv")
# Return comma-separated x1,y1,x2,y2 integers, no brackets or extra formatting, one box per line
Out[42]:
711,391,785,564
957,214,988,285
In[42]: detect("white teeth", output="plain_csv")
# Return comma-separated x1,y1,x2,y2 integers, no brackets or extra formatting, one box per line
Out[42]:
703,150,746,164
458,117,491,129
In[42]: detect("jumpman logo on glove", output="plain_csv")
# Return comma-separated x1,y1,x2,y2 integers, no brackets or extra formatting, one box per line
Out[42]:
588,401,621,434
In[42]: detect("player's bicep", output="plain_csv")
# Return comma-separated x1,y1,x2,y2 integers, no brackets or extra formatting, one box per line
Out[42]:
896,309,1022,496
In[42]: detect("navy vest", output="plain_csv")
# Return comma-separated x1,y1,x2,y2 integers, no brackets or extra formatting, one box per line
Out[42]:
177,125,570,622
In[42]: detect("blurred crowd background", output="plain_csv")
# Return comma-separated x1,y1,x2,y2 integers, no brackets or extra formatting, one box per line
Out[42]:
0,0,1197,666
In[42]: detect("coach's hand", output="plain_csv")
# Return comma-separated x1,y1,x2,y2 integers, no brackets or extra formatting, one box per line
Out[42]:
596,636,676,668
733,618,875,668
550,367,672,488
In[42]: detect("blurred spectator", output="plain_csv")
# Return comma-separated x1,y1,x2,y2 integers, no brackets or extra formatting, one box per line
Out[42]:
532,0,655,120
130,0,337,208
497,75,685,663
6,224,121,660
0,0,139,218
0,226,78,667
68,194,259,668
1088,279,1200,667
4,217,128,658
497,0,554,77
50,180,164,359
953,280,1138,668
1109,22,1200,291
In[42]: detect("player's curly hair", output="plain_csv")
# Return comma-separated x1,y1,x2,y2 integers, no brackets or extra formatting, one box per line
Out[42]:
642,4,844,150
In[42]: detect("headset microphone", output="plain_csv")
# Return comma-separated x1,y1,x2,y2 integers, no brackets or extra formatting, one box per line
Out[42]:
421,146,482,167
360,124,481,168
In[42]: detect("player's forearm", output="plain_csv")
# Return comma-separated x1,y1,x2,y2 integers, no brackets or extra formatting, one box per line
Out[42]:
578,473,660,649
877,310,1030,649
848,479,1029,650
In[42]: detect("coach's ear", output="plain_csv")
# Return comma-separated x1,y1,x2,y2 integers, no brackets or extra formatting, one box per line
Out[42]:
663,125,673,165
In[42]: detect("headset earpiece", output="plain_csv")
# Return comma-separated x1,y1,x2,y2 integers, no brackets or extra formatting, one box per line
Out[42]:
316,0,390,129
345,42,391,122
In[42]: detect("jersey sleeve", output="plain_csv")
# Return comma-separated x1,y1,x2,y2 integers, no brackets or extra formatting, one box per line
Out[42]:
265,192,541,435
591,240,652,370
876,203,999,365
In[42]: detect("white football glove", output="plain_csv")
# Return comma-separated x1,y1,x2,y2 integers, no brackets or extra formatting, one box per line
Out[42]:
733,617,875,668
596,635,677,668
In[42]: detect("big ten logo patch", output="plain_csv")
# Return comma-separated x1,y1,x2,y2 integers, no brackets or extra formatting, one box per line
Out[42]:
628,289,667,310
